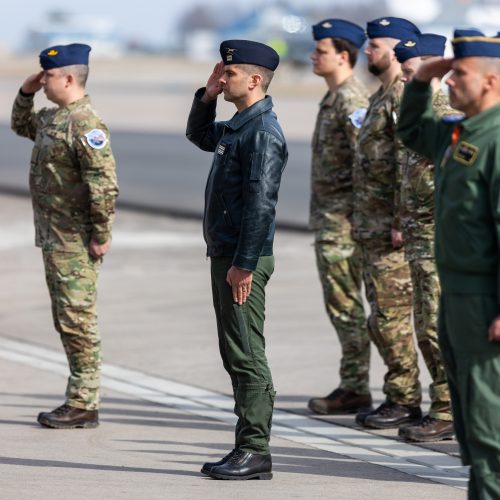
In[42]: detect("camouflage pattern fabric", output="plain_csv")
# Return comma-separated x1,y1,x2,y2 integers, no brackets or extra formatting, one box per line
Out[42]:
399,89,454,420
309,75,370,394
310,75,369,230
11,93,118,251
11,91,118,410
361,241,421,406
315,235,370,394
43,250,101,410
352,75,407,243
353,75,421,406
400,90,454,261
410,258,451,420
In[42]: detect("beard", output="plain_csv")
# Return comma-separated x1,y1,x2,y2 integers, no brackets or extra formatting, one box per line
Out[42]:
368,53,392,76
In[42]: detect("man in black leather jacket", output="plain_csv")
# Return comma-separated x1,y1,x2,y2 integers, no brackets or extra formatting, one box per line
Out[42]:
186,39,288,480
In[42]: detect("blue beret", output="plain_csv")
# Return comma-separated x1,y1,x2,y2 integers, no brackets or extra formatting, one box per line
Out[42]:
452,28,500,59
394,33,447,63
39,43,91,70
312,19,367,48
367,17,421,41
219,40,279,71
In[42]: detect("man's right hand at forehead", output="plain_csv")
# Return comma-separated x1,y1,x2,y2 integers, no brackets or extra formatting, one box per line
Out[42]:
21,71,44,95
202,62,225,102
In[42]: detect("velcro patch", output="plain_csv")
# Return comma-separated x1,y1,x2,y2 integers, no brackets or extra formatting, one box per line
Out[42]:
453,141,478,166
349,108,367,129
84,129,108,150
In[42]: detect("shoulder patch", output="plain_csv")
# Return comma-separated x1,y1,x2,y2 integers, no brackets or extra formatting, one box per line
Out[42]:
442,113,464,123
349,108,367,129
453,141,479,166
84,129,108,150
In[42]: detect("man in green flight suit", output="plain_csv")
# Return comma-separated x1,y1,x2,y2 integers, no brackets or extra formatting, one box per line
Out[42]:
11,43,118,429
307,18,372,416
392,33,455,442
398,29,500,499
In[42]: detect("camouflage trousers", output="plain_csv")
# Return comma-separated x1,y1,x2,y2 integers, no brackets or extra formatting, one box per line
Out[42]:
314,241,370,395
42,250,101,410
409,258,452,420
360,241,421,406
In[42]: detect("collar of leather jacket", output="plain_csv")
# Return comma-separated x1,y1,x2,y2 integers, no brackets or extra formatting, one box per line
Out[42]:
225,96,274,131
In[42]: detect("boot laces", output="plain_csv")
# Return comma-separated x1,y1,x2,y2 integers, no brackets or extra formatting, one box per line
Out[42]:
52,404,74,416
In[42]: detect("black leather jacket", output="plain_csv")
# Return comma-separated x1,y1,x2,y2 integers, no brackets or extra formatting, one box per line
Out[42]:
186,89,288,271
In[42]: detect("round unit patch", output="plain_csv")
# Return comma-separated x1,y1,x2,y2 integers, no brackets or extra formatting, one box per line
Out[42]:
349,108,367,129
84,129,108,150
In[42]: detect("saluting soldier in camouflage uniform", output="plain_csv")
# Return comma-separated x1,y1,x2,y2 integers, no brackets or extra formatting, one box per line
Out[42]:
11,43,118,429
352,17,423,429
306,19,372,415
393,34,455,442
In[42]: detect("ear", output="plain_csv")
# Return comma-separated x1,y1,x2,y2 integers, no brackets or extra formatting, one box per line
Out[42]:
248,73,263,90
338,50,349,66
64,72,75,88
484,72,498,92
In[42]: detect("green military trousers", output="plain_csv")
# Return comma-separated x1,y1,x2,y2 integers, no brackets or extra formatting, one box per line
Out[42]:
42,250,101,410
410,259,452,421
210,256,275,455
314,241,370,394
439,293,500,499
360,241,421,406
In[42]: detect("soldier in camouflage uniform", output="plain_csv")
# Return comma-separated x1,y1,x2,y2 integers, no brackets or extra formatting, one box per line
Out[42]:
11,43,118,429
352,17,423,429
306,19,372,415
393,34,455,442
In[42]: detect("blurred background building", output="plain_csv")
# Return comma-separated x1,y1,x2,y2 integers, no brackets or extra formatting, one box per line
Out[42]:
2,0,499,61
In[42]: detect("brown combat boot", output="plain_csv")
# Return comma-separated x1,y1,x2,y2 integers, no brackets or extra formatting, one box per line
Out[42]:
398,415,455,442
308,388,373,415
37,404,99,429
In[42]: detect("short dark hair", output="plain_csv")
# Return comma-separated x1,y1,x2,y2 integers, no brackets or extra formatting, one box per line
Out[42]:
331,37,359,68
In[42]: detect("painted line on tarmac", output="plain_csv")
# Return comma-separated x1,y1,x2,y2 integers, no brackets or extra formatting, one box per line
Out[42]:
0,336,468,490
0,225,203,250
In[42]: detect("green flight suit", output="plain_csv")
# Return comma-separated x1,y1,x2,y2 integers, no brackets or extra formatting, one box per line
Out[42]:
398,79,500,499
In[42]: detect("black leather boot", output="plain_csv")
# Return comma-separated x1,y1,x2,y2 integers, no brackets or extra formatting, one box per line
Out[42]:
201,449,237,475
206,449,272,480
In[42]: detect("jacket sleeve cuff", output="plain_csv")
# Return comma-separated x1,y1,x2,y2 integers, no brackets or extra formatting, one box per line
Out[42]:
19,87,35,98
232,255,257,272
91,231,111,244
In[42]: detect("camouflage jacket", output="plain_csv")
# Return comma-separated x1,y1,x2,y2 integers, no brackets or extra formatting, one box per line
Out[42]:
352,74,406,245
310,75,369,247
11,92,118,252
400,89,454,261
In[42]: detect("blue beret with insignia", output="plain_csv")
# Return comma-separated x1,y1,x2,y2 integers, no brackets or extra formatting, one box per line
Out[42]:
452,28,500,59
367,17,421,41
312,19,367,48
394,33,447,63
39,43,91,70
219,40,279,71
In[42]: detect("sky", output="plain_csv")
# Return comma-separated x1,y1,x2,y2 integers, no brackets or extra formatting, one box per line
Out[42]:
0,0,364,51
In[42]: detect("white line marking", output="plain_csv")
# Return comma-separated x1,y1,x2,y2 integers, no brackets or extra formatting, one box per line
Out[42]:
0,337,468,489
0,226,203,250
